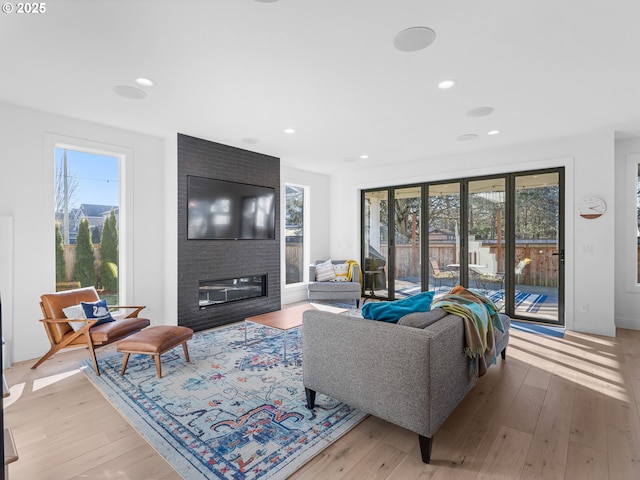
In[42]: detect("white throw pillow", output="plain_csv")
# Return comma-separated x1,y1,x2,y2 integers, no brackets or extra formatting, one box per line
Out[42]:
315,260,336,282
333,263,349,282
62,304,87,332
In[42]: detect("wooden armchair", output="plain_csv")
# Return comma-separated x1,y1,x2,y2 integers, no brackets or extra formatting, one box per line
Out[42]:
32,287,151,375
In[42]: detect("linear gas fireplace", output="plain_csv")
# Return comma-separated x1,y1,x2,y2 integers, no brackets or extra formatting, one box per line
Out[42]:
199,275,267,308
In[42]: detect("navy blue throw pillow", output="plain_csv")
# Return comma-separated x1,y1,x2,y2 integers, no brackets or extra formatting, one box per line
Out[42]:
80,299,115,327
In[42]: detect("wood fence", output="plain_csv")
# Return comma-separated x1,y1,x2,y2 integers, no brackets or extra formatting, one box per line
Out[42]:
391,241,559,287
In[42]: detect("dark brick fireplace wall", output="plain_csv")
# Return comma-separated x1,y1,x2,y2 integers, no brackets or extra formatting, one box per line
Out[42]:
177,133,281,331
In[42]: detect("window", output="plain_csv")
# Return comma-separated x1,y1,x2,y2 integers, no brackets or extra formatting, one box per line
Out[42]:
626,153,640,289
54,147,120,303
637,162,640,284
285,184,306,284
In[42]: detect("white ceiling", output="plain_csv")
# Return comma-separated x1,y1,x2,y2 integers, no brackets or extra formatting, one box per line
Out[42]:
2,0,640,174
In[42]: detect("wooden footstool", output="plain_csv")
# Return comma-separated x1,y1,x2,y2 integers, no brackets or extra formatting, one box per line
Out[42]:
116,326,193,378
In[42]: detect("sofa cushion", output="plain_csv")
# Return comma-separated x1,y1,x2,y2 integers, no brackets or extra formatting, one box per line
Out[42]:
398,307,448,329
315,260,336,282
362,291,435,323
89,316,151,344
309,281,361,292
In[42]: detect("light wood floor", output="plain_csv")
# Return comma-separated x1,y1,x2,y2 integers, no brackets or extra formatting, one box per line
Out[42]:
4,326,640,479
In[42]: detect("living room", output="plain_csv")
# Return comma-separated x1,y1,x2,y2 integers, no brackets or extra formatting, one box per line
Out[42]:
1,1,640,478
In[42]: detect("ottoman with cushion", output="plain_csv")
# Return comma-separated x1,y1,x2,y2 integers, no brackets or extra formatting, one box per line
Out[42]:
117,325,193,378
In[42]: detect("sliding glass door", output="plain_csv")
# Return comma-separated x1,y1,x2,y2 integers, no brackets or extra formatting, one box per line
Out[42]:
361,167,564,324
392,186,422,298
362,190,389,299
467,178,506,310
427,183,461,296
512,171,563,323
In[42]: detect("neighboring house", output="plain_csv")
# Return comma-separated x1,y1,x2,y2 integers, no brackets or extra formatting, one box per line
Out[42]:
67,204,118,244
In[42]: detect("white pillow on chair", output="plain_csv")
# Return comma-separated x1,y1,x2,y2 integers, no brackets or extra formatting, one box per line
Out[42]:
62,304,87,332
315,260,336,281
333,263,349,282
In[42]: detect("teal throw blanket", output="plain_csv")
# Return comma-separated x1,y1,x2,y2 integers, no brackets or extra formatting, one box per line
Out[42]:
362,291,435,323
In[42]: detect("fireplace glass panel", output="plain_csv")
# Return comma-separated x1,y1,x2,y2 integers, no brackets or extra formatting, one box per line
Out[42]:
199,275,267,308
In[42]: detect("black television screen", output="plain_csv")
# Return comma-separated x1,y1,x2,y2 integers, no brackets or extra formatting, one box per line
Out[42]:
187,176,276,240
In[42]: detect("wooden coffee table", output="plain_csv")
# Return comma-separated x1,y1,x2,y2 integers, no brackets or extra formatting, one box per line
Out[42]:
244,303,347,360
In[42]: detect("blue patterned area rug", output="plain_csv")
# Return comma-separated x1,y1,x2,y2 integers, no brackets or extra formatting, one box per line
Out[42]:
81,323,367,479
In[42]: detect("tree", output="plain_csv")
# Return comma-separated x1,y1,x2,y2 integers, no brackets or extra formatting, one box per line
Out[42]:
55,222,66,283
285,186,304,226
54,150,79,243
74,218,96,287
100,209,119,292
91,226,101,244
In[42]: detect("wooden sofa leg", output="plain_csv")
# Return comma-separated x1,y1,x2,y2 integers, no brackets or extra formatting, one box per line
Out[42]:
501,346,507,360
305,388,316,409
419,435,433,463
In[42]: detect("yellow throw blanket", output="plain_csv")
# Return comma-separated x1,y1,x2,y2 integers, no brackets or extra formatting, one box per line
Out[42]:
431,285,503,376
345,259,362,282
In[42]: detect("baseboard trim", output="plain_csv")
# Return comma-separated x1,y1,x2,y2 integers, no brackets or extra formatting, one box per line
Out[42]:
616,316,640,331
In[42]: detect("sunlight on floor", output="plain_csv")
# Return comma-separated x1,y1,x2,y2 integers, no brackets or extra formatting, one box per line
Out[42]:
33,368,83,392
4,382,25,408
508,330,631,402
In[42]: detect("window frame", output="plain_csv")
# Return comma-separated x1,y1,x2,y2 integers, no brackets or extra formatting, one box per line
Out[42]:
283,182,310,286
46,134,130,304
626,153,640,291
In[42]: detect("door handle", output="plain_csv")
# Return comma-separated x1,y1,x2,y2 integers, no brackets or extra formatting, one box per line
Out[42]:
551,250,564,265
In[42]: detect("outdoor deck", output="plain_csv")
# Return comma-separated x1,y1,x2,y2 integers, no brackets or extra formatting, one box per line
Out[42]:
370,279,560,323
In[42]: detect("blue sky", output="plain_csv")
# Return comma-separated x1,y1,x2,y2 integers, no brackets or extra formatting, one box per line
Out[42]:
55,148,119,208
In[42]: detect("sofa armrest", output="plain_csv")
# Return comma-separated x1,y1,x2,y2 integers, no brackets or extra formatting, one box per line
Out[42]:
308,264,317,282
347,262,361,283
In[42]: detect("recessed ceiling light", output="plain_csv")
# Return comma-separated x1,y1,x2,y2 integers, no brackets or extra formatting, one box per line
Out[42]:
466,106,494,117
284,128,295,134
113,85,147,100
360,154,369,159
438,79,456,89
135,77,154,87
393,26,436,52
487,130,500,135
457,134,479,141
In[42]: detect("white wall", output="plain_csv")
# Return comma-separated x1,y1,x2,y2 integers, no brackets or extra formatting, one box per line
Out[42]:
0,99,625,360
329,130,617,337
0,103,168,363
614,138,640,330
280,165,330,305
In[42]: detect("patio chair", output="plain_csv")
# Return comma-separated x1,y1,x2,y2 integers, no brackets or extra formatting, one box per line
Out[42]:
476,271,505,291
515,258,532,282
476,258,532,291
428,258,458,288
32,286,151,375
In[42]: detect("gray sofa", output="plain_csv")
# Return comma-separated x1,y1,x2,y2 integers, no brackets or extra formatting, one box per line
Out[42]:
307,260,361,307
302,308,510,463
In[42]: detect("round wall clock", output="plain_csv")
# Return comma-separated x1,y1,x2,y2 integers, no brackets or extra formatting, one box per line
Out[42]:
578,196,606,219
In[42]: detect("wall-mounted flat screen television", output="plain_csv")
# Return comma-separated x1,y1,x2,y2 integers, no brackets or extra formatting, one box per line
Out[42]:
187,175,276,240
